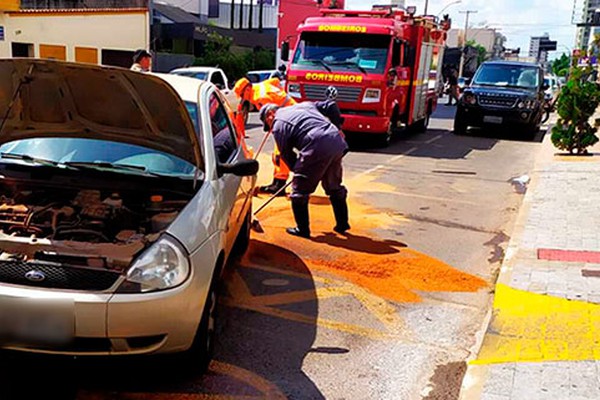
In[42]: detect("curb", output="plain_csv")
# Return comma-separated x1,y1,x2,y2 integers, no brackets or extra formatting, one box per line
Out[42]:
457,123,557,399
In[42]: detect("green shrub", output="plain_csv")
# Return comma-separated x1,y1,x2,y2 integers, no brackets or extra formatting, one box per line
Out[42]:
551,66,600,154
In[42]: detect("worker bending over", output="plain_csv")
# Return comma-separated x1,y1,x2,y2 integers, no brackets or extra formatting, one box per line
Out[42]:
259,102,350,238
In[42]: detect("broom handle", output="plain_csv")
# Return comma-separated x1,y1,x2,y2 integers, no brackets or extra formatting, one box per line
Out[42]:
253,180,294,217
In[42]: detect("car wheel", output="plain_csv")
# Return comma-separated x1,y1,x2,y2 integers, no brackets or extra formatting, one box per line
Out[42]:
184,281,219,373
232,207,251,256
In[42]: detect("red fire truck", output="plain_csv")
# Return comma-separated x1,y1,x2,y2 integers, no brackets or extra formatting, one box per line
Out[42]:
281,6,450,146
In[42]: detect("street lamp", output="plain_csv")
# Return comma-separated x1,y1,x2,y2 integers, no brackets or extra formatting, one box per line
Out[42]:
436,0,462,17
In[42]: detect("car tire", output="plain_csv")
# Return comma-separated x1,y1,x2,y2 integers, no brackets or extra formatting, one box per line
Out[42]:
182,279,219,374
232,207,251,256
412,113,430,133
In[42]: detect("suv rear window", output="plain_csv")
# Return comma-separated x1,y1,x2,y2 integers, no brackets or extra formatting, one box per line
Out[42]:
473,64,540,89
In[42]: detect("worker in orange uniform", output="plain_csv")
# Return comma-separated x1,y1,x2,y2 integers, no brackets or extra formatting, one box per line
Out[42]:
233,77,295,195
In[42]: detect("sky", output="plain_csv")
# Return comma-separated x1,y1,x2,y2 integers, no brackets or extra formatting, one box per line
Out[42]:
345,0,576,60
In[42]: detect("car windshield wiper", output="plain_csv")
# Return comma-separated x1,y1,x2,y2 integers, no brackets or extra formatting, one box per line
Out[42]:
306,60,332,72
0,152,65,168
63,161,163,177
328,61,368,74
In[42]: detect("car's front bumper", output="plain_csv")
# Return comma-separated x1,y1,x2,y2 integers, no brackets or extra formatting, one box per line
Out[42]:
458,104,540,128
0,270,204,356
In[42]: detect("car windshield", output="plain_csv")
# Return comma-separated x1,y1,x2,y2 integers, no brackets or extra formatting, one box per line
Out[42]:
0,138,200,178
248,72,272,83
473,64,540,89
173,71,208,81
292,32,390,74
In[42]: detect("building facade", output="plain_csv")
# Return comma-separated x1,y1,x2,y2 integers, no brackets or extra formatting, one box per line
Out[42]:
447,28,506,60
529,33,549,64
0,0,150,67
575,0,600,49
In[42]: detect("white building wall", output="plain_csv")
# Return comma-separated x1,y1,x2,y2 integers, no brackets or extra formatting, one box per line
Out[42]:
447,28,496,53
0,11,149,61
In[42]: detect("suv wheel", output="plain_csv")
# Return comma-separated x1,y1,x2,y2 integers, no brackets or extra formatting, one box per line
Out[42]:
453,111,468,135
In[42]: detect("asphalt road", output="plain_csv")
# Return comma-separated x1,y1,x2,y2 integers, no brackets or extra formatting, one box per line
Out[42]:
0,103,546,400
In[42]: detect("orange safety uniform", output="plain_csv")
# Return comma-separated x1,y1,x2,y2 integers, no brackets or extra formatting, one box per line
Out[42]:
234,78,296,181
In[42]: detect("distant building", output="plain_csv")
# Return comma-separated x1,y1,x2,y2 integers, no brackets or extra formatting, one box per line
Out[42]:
0,0,150,67
575,0,600,49
529,33,549,65
447,28,506,60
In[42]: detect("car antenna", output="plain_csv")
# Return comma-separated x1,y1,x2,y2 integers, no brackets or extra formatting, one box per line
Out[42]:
0,63,35,138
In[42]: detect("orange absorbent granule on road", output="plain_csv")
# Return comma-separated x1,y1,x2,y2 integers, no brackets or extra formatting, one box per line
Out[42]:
248,172,488,303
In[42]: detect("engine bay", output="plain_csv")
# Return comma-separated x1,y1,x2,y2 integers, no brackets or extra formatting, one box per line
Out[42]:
0,183,191,272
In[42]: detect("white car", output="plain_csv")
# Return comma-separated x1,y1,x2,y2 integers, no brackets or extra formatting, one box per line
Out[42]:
0,59,256,370
169,66,238,109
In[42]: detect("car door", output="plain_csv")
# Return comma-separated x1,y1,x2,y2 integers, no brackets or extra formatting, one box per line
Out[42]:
203,88,252,253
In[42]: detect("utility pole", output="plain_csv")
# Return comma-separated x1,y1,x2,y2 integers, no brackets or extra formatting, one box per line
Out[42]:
424,0,429,15
458,10,477,78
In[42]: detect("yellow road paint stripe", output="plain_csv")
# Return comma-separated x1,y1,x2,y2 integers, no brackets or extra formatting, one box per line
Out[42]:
248,287,349,306
222,298,398,340
472,284,600,365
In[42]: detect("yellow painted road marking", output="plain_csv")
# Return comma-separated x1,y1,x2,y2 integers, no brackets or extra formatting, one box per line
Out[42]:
223,267,406,340
473,284,600,365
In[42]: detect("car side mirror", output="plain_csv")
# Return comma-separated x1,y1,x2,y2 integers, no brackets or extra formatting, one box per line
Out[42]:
542,83,550,90
281,41,290,62
218,159,259,177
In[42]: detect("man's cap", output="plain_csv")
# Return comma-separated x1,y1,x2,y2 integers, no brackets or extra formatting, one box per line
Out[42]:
133,49,152,63
259,103,279,132
234,78,251,98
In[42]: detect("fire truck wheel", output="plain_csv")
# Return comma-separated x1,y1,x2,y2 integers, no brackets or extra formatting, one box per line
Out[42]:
412,114,430,133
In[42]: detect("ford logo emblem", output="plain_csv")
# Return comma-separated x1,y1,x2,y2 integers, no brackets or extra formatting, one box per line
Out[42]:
25,270,46,282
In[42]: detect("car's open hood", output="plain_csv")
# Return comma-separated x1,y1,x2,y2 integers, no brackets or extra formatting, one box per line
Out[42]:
0,59,202,167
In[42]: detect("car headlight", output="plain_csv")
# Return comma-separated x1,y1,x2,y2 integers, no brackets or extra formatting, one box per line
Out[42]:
362,88,381,103
517,101,525,109
124,236,190,293
288,83,301,98
462,93,476,105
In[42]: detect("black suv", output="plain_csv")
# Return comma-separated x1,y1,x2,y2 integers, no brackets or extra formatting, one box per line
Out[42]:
454,61,546,136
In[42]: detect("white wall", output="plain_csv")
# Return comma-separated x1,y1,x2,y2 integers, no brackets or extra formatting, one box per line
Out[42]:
447,28,496,53
0,11,149,61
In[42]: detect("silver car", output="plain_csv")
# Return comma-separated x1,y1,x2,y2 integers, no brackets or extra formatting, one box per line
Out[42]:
0,59,257,369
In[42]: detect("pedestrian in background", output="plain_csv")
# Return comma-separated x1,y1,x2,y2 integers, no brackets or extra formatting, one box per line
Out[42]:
259,102,350,238
130,49,152,72
446,67,459,105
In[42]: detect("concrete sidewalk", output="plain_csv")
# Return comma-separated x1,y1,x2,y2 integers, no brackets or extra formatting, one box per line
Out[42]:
459,121,600,400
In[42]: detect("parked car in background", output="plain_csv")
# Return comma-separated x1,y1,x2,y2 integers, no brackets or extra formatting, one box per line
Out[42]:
0,59,257,371
454,61,546,137
246,69,280,84
543,74,560,101
170,66,238,108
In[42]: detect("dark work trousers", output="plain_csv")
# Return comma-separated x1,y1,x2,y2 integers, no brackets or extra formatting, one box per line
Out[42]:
290,152,348,206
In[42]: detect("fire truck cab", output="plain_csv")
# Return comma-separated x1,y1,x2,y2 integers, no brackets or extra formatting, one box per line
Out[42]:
283,6,450,146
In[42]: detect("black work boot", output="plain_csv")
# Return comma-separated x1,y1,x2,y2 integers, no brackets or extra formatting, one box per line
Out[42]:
287,198,310,238
331,197,350,234
259,179,287,196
